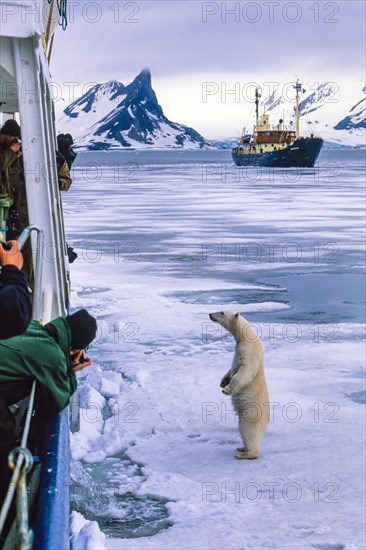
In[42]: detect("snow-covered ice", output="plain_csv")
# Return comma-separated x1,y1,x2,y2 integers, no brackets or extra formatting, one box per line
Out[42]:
70,511,107,550
65,149,365,549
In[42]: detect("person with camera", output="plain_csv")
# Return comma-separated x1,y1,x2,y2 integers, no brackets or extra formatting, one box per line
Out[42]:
57,133,77,170
0,309,97,510
0,308,96,410
0,121,23,199
0,240,32,339
0,119,24,242
56,149,73,191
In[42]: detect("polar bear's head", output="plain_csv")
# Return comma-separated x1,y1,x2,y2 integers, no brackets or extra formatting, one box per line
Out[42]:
209,310,240,333
209,311,260,344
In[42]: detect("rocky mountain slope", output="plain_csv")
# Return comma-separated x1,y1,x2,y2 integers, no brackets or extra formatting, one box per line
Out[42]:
58,70,213,150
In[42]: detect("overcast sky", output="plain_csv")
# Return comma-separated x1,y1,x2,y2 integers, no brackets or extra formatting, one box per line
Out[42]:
51,0,366,138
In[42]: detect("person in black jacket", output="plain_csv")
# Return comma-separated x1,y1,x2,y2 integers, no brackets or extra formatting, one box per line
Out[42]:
0,240,32,339
57,133,77,170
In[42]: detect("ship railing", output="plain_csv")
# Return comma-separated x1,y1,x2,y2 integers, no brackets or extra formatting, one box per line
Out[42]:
0,383,37,550
17,227,45,321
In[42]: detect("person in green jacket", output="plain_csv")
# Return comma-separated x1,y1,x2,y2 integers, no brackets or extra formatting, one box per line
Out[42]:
0,308,97,411
0,309,97,511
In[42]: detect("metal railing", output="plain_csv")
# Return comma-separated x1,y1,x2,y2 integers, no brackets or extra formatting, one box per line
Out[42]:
17,226,44,321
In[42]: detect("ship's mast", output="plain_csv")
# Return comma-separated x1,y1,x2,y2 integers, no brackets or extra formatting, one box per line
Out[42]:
294,78,302,138
255,87,261,127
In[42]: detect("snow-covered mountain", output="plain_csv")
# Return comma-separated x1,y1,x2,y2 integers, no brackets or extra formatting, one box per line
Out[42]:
58,69,213,150
334,87,366,132
210,137,238,150
261,82,365,147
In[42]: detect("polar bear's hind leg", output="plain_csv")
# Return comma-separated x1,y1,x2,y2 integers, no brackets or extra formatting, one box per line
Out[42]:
236,421,261,459
235,450,258,460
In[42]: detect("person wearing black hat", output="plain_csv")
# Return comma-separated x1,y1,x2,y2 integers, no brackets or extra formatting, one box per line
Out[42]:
57,133,77,170
0,308,97,510
0,308,97,411
0,119,21,140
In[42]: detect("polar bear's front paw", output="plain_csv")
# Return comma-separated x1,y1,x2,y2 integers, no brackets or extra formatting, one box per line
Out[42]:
222,385,232,395
220,374,231,388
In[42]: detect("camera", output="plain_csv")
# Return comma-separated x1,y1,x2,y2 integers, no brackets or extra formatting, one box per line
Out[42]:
78,350,87,364
9,206,20,233
57,133,77,169
57,133,73,153
67,245,78,264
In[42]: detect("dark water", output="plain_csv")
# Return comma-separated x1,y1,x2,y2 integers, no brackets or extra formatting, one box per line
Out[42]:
71,454,172,539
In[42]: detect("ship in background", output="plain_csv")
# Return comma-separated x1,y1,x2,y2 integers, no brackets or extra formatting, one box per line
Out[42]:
232,80,324,167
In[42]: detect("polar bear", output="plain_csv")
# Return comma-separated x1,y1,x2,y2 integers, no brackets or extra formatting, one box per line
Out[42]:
209,311,269,459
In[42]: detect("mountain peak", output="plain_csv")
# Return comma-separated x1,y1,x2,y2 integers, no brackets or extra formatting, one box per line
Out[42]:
130,68,152,90
59,69,212,150
139,68,151,77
